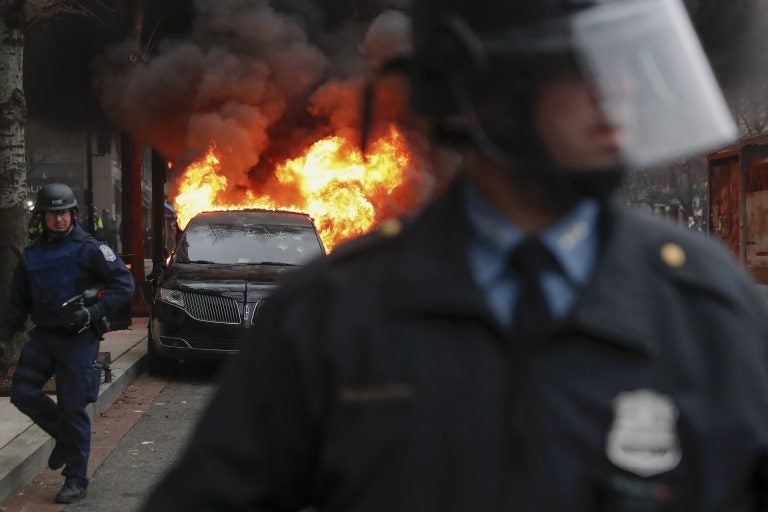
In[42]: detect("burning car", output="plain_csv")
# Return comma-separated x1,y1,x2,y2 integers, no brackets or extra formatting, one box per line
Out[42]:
146,209,325,373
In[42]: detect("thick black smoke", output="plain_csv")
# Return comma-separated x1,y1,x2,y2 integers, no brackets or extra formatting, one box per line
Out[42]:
92,0,440,207
93,0,766,210
95,0,331,188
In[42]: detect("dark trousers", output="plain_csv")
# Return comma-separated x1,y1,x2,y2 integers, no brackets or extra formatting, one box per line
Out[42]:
10,329,100,483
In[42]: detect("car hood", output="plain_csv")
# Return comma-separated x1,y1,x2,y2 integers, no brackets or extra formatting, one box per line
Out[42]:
160,263,289,302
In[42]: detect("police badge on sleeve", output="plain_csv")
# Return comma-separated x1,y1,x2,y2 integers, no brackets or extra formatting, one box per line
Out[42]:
606,389,682,477
99,244,117,262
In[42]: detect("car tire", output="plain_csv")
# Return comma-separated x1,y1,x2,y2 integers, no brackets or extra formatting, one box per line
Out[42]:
147,321,178,376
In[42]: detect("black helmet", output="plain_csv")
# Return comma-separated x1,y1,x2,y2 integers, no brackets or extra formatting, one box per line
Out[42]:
35,183,78,212
400,0,739,204
409,0,590,119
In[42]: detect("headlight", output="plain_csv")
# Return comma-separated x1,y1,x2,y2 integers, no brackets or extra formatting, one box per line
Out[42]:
159,288,185,308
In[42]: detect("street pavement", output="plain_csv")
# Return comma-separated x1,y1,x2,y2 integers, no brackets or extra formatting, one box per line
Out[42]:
66,369,218,511
0,318,149,506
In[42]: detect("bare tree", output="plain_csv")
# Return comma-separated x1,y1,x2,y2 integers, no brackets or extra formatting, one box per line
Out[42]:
622,157,707,225
0,1,32,361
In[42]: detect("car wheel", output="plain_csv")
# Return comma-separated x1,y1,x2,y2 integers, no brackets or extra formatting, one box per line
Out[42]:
147,321,178,376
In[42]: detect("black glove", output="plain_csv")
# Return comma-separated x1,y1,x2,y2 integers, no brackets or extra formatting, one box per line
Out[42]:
66,306,97,333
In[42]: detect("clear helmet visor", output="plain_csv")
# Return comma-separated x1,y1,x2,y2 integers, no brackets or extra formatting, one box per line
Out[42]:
571,0,737,169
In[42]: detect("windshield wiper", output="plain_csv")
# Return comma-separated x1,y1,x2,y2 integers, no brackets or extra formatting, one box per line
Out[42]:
181,259,219,264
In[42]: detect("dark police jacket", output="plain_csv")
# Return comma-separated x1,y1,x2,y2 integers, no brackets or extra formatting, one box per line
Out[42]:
143,180,768,512
0,224,134,341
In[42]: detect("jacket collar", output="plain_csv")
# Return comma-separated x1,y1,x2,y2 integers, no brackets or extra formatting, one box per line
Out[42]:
562,201,663,356
385,177,663,356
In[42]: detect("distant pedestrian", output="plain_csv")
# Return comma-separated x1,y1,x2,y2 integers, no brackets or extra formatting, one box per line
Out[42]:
92,206,105,240
144,223,152,257
102,209,119,251
28,214,43,241
163,199,179,252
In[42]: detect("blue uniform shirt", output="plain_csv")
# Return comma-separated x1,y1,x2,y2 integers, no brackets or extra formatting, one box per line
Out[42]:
465,183,600,328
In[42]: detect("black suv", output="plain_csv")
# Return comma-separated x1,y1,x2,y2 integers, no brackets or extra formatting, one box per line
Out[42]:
146,209,325,373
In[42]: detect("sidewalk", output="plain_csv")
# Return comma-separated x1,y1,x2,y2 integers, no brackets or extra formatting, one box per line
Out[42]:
0,318,148,506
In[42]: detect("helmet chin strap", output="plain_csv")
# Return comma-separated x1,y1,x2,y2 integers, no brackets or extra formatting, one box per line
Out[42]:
447,73,625,209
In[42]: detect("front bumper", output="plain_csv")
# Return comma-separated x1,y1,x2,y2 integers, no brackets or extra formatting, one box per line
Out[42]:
150,299,259,360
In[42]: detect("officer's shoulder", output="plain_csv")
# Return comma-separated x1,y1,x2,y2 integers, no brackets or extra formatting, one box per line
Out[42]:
623,206,756,300
69,226,96,244
324,217,408,269
78,232,102,250
76,230,119,260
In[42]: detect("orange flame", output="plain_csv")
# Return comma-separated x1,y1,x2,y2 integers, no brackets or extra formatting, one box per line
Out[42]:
173,125,412,251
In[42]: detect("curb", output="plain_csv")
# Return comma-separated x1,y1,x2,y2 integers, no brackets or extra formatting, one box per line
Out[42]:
93,342,147,418
0,337,147,505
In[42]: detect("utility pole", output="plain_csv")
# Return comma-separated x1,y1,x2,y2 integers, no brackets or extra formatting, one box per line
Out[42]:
149,149,166,279
85,130,94,234
119,0,147,317
120,131,146,315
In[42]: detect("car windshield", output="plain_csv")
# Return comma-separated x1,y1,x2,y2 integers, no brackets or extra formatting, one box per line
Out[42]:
174,222,323,266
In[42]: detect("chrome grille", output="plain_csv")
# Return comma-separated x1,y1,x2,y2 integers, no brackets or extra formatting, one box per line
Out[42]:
250,299,267,324
183,292,241,324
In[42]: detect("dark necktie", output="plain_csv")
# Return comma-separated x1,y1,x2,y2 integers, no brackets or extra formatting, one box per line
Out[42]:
509,236,561,338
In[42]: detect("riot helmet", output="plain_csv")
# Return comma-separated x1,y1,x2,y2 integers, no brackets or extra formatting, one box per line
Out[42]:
35,183,78,212
405,0,737,189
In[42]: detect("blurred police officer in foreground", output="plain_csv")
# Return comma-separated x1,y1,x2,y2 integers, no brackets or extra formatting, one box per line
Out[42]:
142,1,768,510
0,183,134,504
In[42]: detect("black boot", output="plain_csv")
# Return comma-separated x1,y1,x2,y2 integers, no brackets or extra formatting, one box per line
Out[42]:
48,441,67,470
55,478,88,504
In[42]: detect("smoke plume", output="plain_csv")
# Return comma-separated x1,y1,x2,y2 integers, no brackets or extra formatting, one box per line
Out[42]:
94,0,442,218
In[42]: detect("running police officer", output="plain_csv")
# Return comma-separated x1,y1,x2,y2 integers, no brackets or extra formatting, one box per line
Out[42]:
142,1,768,510
0,183,134,504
